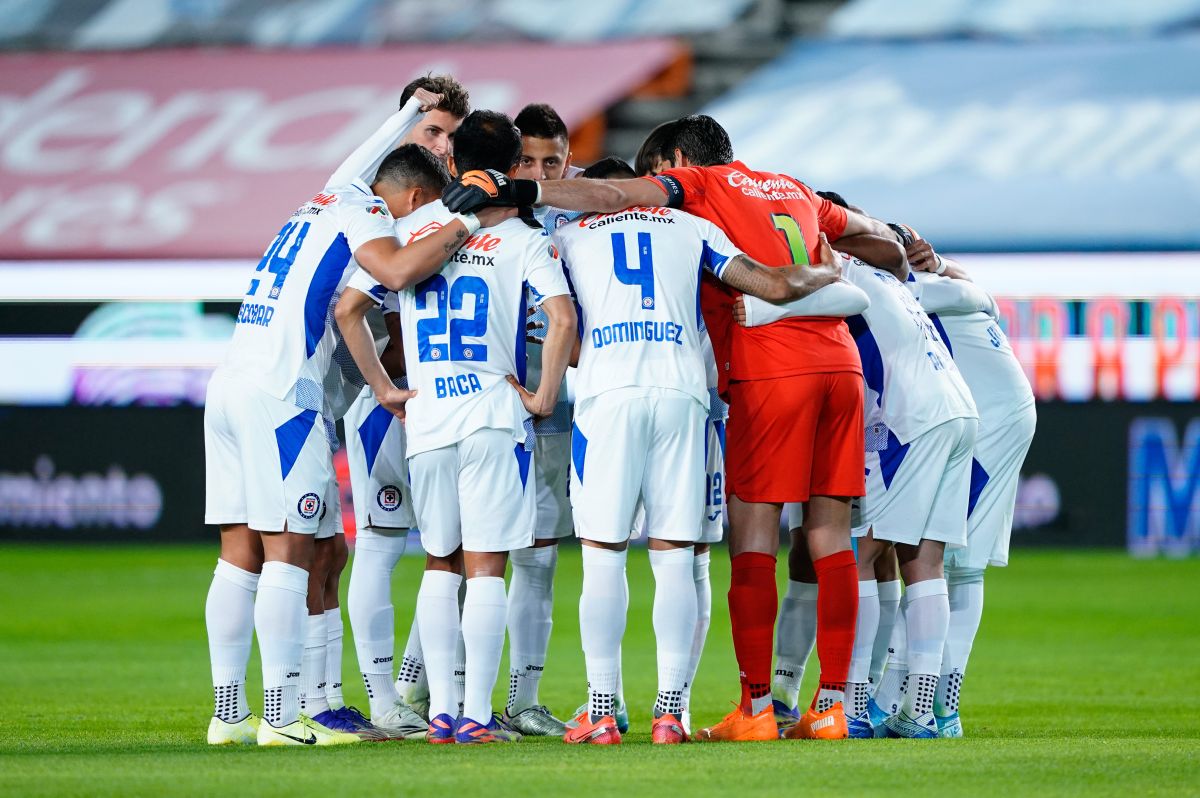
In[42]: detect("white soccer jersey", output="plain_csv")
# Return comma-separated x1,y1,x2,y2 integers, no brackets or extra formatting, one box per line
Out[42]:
220,180,396,410
348,200,570,457
552,206,743,407
907,272,1035,425
839,254,977,444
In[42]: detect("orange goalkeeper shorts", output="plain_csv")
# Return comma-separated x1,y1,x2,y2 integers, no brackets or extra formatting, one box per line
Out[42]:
725,372,865,504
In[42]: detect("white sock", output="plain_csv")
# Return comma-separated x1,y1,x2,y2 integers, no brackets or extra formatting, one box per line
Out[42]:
347,534,406,717
416,570,462,721
462,576,508,722
324,607,344,709
299,612,329,716
902,578,949,716
846,579,879,718
454,632,466,713
938,568,985,715
683,549,712,712
649,548,697,718
256,561,308,727
506,545,557,714
875,600,908,715
870,579,902,686
580,546,628,721
206,559,258,723
773,580,818,709
395,615,425,704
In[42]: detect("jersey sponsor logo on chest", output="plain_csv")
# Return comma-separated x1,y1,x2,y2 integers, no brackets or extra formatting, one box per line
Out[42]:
582,207,675,230
450,233,503,267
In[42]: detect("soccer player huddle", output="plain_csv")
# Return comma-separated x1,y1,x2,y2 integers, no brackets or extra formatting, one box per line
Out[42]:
202,73,1036,747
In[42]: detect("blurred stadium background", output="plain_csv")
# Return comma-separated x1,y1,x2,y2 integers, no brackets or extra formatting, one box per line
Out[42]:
2,0,1198,556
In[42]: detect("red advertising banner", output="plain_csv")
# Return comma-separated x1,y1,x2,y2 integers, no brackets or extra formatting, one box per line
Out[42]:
0,42,679,259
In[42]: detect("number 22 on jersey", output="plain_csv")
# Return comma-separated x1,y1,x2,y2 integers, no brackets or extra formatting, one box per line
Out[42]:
414,274,490,362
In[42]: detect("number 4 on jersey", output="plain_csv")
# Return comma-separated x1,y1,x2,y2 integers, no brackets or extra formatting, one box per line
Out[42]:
612,231,655,309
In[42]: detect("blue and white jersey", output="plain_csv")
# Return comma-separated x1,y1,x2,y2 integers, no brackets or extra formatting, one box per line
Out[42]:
349,200,570,458
552,206,742,408
907,272,1034,426
220,179,396,410
841,254,977,445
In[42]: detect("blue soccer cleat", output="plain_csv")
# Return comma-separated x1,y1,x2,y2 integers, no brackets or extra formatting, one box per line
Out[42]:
331,706,392,741
846,709,875,739
867,697,890,738
455,714,522,744
426,712,458,744
936,711,963,738
883,708,939,739
772,699,800,734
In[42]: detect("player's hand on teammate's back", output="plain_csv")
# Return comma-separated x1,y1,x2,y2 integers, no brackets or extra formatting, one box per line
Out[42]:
442,170,539,214
506,375,552,418
906,238,938,271
809,232,842,288
409,88,443,112
376,385,417,420
733,296,749,327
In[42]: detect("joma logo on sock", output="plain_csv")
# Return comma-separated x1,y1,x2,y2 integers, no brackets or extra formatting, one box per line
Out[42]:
286,672,300,679
373,656,393,664
524,665,544,673
774,668,795,679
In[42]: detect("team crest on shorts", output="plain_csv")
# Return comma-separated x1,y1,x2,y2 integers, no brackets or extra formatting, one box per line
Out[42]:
377,485,402,511
297,492,322,519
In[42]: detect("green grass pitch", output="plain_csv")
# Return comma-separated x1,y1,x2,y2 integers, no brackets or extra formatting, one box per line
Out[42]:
1,545,1197,796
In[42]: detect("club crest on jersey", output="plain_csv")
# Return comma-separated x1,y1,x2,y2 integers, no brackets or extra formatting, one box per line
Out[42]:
377,485,402,511
297,492,322,519
547,243,560,260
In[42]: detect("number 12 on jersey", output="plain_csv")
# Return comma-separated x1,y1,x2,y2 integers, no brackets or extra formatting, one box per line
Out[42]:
612,231,655,309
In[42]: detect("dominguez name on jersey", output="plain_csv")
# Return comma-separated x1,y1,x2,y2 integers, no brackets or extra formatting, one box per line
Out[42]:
591,319,685,350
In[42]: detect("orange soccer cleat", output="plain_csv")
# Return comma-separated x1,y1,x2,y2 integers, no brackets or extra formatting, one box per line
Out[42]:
694,704,778,742
563,712,622,745
651,713,688,744
782,703,849,740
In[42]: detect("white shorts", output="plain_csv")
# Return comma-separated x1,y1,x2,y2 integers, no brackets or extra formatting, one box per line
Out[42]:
947,405,1036,570
204,370,335,534
571,388,705,544
408,427,536,557
859,417,978,548
702,416,727,543
316,476,343,540
533,433,573,541
344,387,416,531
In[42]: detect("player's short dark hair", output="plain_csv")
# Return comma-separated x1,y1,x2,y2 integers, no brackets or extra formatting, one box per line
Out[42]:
634,120,678,176
816,190,850,209
453,110,523,174
374,143,452,193
665,114,734,167
582,157,636,180
514,103,569,142
399,74,470,119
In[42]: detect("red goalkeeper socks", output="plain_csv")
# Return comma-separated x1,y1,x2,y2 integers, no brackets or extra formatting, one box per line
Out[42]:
728,551,778,715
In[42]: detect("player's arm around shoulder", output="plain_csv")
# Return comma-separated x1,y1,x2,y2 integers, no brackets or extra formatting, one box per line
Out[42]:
354,204,518,292
719,233,842,304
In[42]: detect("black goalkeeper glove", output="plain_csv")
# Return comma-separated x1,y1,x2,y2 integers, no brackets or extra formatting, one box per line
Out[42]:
442,169,540,214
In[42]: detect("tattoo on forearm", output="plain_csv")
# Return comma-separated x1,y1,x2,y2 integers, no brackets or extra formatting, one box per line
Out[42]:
726,255,776,297
442,227,468,256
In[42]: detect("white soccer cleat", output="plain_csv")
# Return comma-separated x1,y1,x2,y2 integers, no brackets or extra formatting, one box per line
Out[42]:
372,700,429,740
256,714,362,746
207,714,260,745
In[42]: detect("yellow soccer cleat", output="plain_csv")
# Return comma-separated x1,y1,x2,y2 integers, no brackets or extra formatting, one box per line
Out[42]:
257,713,362,746
207,714,260,745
